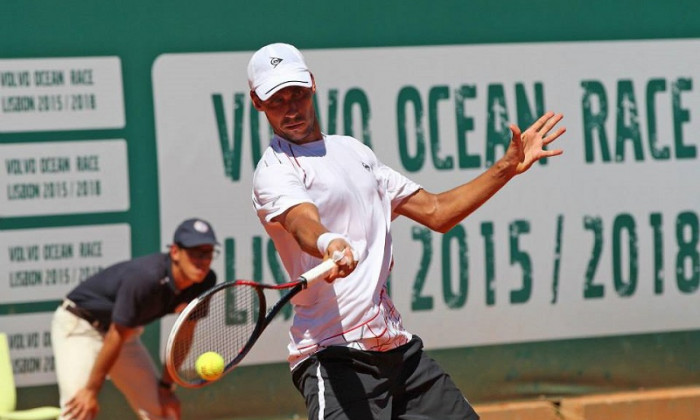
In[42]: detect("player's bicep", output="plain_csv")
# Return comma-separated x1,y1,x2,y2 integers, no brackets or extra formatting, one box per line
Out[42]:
275,201,321,224
394,188,436,225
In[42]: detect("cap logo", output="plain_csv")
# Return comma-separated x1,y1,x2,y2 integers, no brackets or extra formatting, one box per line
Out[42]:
193,220,209,233
270,57,283,68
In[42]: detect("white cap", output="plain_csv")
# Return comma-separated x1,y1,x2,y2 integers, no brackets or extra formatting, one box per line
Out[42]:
247,43,313,101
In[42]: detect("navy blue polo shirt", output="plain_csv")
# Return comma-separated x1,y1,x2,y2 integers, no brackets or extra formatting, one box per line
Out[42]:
66,253,216,329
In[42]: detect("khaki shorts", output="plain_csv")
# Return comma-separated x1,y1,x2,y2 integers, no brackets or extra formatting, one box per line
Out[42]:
51,305,174,420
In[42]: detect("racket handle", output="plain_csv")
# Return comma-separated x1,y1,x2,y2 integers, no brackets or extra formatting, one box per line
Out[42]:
301,255,340,285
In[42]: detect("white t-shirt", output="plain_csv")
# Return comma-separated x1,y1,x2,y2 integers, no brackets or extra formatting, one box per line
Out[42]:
252,134,421,369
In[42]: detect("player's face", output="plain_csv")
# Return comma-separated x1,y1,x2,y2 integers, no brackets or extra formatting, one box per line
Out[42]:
253,84,321,144
172,244,215,285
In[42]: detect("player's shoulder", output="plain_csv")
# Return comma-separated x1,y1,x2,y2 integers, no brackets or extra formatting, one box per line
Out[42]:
325,134,377,160
325,134,372,150
252,147,304,191
254,139,297,171
325,133,362,145
255,145,280,168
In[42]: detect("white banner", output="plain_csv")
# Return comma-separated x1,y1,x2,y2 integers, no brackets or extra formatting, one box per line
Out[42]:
153,40,700,365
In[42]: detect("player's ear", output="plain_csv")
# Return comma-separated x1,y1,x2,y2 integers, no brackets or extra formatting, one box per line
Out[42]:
250,90,264,110
310,73,316,93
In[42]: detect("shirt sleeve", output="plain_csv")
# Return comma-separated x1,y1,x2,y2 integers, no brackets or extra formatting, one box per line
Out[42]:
252,162,313,223
374,159,422,212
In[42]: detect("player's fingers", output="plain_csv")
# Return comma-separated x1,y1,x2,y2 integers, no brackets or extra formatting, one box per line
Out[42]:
543,127,566,145
329,249,357,279
532,111,556,132
541,129,563,148
331,250,345,264
333,248,357,265
325,251,345,281
342,247,358,265
538,113,564,136
541,149,564,158
345,248,359,272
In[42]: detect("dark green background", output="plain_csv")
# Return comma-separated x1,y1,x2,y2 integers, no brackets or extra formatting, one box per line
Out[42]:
2,1,699,418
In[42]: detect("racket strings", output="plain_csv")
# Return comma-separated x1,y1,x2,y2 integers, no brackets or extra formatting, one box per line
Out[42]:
171,283,264,384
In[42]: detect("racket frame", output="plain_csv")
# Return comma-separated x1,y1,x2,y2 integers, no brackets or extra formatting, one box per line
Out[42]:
165,257,337,388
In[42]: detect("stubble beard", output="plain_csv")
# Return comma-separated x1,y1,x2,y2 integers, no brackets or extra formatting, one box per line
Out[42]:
280,115,320,144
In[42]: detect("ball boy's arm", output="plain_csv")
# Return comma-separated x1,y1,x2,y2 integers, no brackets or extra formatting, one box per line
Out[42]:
63,323,138,420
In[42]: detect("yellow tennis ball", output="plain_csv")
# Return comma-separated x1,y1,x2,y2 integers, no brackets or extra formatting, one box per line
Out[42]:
195,351,224,381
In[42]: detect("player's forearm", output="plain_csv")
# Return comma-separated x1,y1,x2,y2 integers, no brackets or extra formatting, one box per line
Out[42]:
289,220,326,258
440,158,515,227
277,203,327,258
403,158,516,233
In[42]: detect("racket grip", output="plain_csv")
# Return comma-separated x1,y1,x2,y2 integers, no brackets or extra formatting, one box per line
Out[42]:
301,257,338,285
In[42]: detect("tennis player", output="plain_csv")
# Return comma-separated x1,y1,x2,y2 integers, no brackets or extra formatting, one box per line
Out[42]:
51,218,219,420
249,43,565,419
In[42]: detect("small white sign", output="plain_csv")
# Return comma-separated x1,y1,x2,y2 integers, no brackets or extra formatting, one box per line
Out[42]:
0,224,131,304
0,139,130,216
0,56,125,132
0,313,56,386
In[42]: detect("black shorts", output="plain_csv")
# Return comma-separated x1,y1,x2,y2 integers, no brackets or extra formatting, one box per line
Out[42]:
291,336,479,420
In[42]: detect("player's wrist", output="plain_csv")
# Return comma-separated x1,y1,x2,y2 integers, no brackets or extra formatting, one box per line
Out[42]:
316,232,346,256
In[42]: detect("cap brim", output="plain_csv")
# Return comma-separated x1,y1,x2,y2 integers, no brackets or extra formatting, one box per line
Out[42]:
180,239,220,247
254,70,312,101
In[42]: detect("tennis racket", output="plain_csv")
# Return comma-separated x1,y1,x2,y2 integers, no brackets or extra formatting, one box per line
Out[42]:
165,256,339,388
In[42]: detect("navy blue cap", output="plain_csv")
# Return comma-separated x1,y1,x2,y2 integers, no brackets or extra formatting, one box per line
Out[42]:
173,218,219,247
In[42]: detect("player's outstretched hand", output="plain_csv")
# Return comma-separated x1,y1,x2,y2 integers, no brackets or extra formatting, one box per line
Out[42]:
507,111,566,175
63,387,99,420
